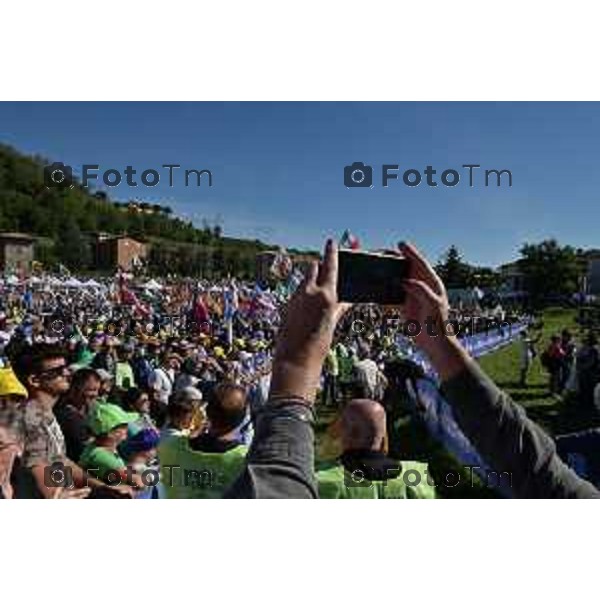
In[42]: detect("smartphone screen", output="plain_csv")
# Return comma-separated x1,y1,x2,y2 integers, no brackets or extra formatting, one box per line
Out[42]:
337,249,408,304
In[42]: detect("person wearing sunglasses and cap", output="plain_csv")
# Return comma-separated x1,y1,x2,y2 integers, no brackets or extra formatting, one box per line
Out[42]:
11,343,132,499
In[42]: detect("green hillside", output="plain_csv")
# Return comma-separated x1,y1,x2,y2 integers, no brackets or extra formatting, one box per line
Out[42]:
0,143,274,276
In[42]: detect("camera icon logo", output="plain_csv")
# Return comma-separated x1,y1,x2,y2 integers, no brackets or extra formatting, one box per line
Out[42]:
44,461,75,488
344,467,374,489
344,162,373,188
44,162,74,189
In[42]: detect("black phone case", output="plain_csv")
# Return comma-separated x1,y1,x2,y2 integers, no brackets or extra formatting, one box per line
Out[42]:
337,250,408,304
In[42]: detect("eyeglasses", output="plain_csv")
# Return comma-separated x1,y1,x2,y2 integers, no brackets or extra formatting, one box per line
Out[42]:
36,364,70,380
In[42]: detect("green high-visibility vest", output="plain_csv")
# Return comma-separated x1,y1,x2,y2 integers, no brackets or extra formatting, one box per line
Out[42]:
158,435,247,499
317,460,436,499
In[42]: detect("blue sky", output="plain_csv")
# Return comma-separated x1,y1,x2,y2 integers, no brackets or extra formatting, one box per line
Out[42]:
1,101,598,267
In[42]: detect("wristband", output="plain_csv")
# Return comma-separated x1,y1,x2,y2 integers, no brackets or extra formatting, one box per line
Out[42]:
264,396,316,421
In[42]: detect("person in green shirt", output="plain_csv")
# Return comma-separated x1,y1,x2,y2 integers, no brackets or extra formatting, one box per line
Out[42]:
114,343,136,390
79,402,142,488
336,342,356,400
317,398,435,499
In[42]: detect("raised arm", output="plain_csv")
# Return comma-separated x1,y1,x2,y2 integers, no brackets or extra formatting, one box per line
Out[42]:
400,242,599,499
226,239,348,498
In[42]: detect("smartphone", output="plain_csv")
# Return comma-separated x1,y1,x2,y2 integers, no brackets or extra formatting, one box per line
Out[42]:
337,249,408,304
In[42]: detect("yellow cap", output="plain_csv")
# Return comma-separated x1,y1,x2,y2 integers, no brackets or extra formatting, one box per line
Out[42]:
0,367,28,399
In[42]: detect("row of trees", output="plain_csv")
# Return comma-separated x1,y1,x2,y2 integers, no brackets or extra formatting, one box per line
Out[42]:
435,245,502,289
436,240,588,307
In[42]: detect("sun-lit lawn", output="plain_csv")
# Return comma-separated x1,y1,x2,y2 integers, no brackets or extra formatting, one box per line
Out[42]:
478,307,582,435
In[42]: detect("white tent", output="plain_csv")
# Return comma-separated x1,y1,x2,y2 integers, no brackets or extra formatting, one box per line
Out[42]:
143,279,163,291
83,279,102,288
64,277,83,288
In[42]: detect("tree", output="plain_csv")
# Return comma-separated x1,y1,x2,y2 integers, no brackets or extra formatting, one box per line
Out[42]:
57,220,91,271
435,245,472,288
519,239,583,305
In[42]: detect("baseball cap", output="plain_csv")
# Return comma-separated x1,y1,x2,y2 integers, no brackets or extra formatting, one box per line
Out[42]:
120,427,160,459
87,402,136,436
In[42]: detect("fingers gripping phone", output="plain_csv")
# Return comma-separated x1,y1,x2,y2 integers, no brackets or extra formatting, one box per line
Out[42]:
337,249,408,304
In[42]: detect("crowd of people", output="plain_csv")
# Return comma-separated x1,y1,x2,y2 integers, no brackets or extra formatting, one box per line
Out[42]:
0,241,598,499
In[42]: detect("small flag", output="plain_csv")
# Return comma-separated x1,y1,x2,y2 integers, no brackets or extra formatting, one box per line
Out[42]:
339,229,360,250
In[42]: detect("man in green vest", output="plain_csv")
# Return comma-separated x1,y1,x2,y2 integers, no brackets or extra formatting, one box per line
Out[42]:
317,399,435,499
159,382,248,499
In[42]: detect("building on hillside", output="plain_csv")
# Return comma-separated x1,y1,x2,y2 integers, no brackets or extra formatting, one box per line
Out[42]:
0,232,35,274
93,233,148,271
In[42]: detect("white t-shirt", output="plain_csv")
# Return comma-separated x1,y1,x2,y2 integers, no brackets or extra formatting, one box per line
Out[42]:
153,367,175,404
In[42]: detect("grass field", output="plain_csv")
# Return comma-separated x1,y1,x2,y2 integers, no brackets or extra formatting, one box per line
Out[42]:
478,307,583,436
315,308,586,498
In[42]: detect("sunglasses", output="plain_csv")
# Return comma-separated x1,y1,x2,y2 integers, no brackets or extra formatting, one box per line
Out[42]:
36,364,70,380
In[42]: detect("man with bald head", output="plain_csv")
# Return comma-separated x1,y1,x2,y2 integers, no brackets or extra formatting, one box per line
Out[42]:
317,399,435,499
